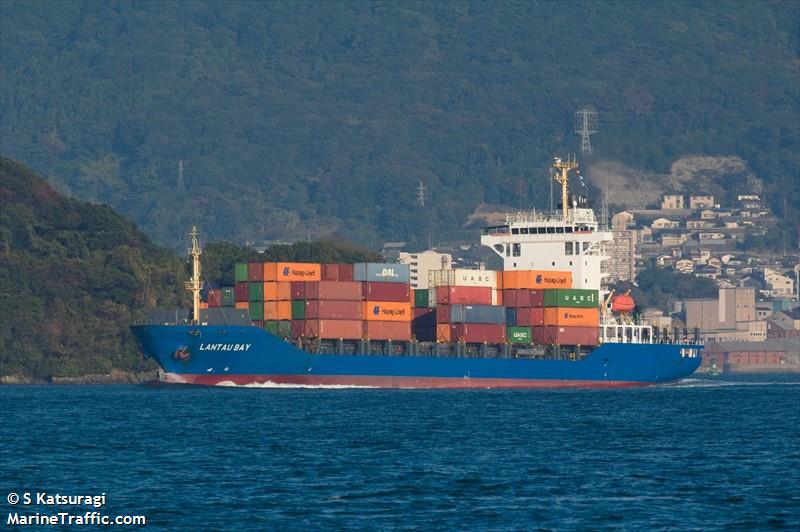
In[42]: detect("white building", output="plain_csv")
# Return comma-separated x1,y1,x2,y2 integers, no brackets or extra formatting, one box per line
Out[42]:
398,250,452,289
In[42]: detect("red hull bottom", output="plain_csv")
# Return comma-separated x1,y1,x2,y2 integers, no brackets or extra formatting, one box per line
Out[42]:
163,373,648,389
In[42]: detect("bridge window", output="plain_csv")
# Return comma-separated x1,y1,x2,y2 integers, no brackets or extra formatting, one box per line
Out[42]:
575,241,581,254
565,227,574,233
537,228,546,234
512,228,519,235
546,227,556,234
565,242,573,255
505,244,510,257
583,242,590,252
512,243,521,256
556,227,564,233
520,228,529,234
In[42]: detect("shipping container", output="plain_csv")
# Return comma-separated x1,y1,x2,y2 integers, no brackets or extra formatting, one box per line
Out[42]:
436,305,450,324
507,326,532,344
207,288,223,307
248,282,264,302
338,264,354,282
428,269,499,288
543,288,599,309
354,263,410,283
503,289,518,307
450,323,506,343
304,281,363,301
248,262,264,281
493,289,502,306
277,301,292,320
252,319,263,329
306,300,362,320
516,289,545,308
364,321,411,341
234,263,249,282
436,286,493,305
503,270,572,289
531,326,599,346
363,301,412,321
263,282,278,301
263,301,278,320
449,304,506,324
413,289,429,308
263,320,279,335
364,282,410,302
436,324,451,342
277,262,321,282
543,307,600,327
276,282,292,301
516,307,545,327
505,307,517,326
276,321,292,339
290,281,305,300
199,301,209,310
234,282,249,302
412,307,436,329
304,319,363,340
221,287,235,307
291,300,306,320
291,320,304,338
235,301,249,310
321,263,339,281
249,301,264,320
413,327,436,342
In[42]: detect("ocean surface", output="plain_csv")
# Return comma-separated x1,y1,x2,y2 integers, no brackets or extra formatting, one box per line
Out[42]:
2,376,799,530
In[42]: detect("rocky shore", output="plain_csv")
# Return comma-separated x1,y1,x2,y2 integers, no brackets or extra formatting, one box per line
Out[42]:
1,369,160,385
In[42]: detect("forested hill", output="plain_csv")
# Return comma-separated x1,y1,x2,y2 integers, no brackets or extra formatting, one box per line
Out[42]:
0,158,187,379
1,1,798,249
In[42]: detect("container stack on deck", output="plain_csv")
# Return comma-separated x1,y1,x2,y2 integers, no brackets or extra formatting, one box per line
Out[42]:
206,262,602,348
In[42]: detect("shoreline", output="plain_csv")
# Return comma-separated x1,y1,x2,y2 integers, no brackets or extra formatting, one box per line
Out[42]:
0,369,160,385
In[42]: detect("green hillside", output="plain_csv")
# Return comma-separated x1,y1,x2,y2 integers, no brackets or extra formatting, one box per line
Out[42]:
1,1,797,248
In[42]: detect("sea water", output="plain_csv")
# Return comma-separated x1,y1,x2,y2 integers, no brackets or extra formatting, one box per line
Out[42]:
1,376,799,530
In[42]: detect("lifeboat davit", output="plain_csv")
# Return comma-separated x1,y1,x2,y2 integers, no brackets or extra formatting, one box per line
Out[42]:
611,293,636,313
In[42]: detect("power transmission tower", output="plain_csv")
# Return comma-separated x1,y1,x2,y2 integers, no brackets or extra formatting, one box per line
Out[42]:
574,109,598,155
417,180,428,207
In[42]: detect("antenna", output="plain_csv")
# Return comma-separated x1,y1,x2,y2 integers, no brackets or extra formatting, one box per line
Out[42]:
574,108,598,155
184,225,203,323
417,180,427,207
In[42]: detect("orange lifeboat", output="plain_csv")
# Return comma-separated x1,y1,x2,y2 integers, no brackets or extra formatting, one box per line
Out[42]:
611,292,636,313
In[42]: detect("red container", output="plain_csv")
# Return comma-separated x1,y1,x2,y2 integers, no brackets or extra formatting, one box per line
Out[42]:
305,300,362,320
248,262,264,281
291,320,304,338
234,282,249,302
517,289,544,308
252,319,263,329
303,319,363,340
290,281,305,300
503,289,517,307
532,326,599,346
436,305,450,324
338,264,354,281
412,308,436,329
364,321,411,341
321,264,339,281
516,307,544,326
364,282,410,302
304,281,363,301
435,286,492,305
449,323,505,343
207,288,223,307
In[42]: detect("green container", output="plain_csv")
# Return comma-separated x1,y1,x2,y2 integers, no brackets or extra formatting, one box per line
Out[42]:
507,326,532,344
414,289,429,308
221,287,235,307
277,321,292,339
263,320,279,335
249,301,264,321
235,263,249,282
248,281,264,301
543,288,599,308
291,300,306,320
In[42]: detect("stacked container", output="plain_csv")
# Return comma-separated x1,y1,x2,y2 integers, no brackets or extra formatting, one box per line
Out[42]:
534,288,600,346
294,277,364,340
360,263,412,341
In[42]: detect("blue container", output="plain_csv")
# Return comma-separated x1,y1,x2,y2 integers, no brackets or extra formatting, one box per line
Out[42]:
450,304,506,324
505,307,517,326
353,263,410,283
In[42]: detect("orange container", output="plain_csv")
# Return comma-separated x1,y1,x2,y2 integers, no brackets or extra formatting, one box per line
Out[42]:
362,301,412,322
276,282,292,301
436,324,451,342
235,301,249,310
199,302,209,309
543,307,599,327
276,262,321,282
263,263,277,281
276,301,292,320
263,282,279,301
502,271,519,289
263,301,279,320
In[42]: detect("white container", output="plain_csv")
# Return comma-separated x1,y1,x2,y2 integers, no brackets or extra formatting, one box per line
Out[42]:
428,269,498,289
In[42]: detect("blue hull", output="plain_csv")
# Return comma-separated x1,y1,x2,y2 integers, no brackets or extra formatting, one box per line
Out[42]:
131,325,702,388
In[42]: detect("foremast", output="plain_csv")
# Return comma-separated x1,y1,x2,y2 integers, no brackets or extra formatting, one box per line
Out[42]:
552,155,579,223
184,225,203,323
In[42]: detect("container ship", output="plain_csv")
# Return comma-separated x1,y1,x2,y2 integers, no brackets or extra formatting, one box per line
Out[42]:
132,157,702,388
